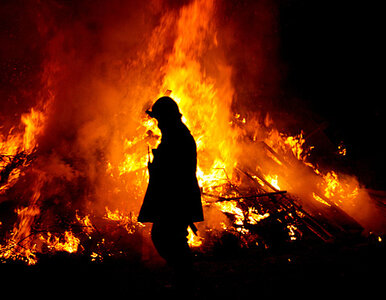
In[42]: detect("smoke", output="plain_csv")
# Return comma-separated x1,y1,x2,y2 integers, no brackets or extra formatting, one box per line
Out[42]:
1,1,280,188
1,0,176,226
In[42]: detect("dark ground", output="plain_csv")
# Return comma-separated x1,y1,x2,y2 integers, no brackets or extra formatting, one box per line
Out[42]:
1,238,384,299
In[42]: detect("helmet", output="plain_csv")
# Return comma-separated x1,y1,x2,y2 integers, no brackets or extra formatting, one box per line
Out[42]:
146,96,182,120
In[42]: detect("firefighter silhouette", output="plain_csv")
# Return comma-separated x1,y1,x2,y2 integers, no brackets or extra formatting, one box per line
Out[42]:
138,96,204,289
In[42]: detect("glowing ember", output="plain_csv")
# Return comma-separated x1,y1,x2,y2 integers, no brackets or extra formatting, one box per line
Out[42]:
338,142,347,156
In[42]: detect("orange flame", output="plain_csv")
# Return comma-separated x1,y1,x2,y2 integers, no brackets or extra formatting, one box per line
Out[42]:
0,0,380,264
44,231,80,254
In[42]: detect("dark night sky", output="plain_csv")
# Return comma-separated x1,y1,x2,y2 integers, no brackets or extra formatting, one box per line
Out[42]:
277,0,385,189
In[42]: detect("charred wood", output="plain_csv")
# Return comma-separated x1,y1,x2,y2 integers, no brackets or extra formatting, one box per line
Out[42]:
202,191,287,202
238,168,336,242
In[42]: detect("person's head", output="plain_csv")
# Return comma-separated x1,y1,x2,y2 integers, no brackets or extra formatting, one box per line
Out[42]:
146,96,182,132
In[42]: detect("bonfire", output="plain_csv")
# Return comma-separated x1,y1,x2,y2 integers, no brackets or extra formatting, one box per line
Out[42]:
0,0,384,267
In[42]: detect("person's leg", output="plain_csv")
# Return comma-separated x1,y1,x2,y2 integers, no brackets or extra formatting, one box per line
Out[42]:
151,221,191,264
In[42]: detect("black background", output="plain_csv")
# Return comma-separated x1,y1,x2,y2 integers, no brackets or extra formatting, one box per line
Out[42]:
278,0,385,189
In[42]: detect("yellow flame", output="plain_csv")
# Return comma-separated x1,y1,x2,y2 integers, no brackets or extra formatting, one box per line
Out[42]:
284,131,306,160
76,212,94,235
265,174,281,190
187,227,203,248
157,0,238,191
248,208,270,225
312,193,331,207
21,108,46,152
215,201,244,226
318,171,360,206
45,231,80,253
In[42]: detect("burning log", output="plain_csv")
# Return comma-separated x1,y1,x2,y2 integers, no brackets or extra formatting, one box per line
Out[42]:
202,190,287,202
236,167,336,242
260,141,291,169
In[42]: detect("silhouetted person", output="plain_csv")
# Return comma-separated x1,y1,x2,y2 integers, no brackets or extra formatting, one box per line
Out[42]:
138,96,204,291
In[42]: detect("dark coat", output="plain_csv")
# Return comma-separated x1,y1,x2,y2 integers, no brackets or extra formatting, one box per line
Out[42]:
138,122,204,224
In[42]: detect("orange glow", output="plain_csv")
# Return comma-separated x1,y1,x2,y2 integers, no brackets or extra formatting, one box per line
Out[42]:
317,171,360,206
21,108,46,152
312,193,331,207
44,231,80,254
76,212,94,235
0,0,380,264
0,205,40,265
0,108,46,195
248,209,270,225
215,201,244,226
187,227,203,248
104,207,144,234
265,174,281,190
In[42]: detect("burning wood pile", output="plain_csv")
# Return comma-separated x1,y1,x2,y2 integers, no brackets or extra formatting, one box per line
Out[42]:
0,108,370,265
0,0,384,266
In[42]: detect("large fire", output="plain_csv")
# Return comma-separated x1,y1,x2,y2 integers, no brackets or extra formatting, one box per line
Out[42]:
0,0,383,265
